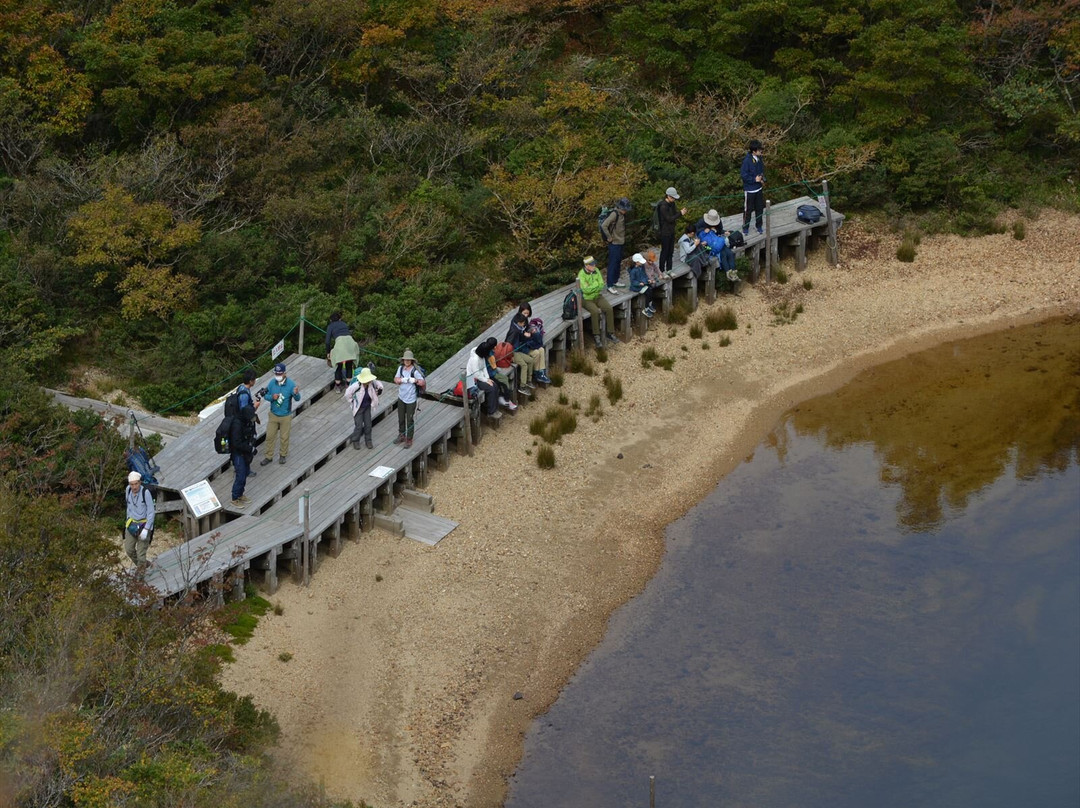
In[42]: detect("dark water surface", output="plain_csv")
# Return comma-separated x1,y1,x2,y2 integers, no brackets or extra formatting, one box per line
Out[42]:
506,317,1080,808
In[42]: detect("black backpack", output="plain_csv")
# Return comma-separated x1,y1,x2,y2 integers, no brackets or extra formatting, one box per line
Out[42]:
797,204,823,224
728,230,745,248
649,201,661,235
212,390,240,454
561,290,579,321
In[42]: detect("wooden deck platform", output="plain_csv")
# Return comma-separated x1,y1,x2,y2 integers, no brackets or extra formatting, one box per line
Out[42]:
46,389,191,444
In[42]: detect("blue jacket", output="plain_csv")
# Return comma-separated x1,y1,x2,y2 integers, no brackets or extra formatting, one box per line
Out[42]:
698,229,728,254
629,264,650,293
266,377,300,417
740,152,765,193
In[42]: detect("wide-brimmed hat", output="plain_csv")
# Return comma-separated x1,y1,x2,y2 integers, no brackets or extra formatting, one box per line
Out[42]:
615,197,632,212
704,209,721,226
665,186,680,199
356,367,377,384
400,349,416,363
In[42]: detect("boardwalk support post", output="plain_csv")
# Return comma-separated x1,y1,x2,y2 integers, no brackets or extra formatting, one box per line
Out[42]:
302,488,310,586
574,282,585,356
823,180,838,266
299,303,306,355
764,199,773,283
650,775,655,808
459,369,473,456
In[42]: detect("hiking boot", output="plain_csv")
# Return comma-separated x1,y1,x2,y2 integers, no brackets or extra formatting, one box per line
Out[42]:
365,441,374,449
279,456,286,464
405,437,413,448
593,334,603,348
259,457,273,466
606,333,620,344
741,225,749,235
231,498,246,509
352,440,361,450
393,433,405,445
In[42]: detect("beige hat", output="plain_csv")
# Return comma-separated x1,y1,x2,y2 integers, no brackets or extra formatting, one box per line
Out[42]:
704,209,721,226
400,349,416,363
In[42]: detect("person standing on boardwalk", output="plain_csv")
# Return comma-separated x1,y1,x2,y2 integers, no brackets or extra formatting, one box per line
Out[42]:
657,187,687,278
600,197,631,293
325,311,354,389
229,401,257,508
741,139,766,235
124,470,155,570
329,327,360,392
233,368,263,477
345,366,383,450
578,256,620,348
260,362,301,466
393,350,425,449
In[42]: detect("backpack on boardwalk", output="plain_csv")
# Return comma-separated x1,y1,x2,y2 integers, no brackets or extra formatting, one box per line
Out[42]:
727,229,745,248
561,290,579,321
797,204,823,224
212,390,240,454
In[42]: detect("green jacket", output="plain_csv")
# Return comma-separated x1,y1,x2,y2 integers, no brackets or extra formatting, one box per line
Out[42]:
578,267,606,300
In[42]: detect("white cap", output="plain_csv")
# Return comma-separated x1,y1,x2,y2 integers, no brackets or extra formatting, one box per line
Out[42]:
127,471,142,483
632,253,646,264
666,187,680,199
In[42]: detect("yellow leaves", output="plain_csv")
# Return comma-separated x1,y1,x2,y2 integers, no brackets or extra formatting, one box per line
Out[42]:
70,775,135,808
361,24,406,48
68,185,201,320
538,80,610,117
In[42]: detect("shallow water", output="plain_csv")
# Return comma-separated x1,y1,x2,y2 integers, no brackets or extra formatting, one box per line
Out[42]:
505,317,1080,808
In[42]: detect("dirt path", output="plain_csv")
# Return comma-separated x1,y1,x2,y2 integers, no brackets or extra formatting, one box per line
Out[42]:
219,210,1080,808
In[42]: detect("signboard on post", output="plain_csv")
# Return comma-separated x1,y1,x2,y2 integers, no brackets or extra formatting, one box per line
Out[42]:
180,479,222,518
271,339,285,360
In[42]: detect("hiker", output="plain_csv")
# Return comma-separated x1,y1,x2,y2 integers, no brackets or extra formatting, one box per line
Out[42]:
479,337,518,411
505,302,551,385
124,470,155,569
229,401,257,508
260,362,301,466
678,225,711,279
578,256,620,348
698,210,736,274
234,368,262,477
329,327,361,392
657,187,687,278
741,139,766,235
465,339,501,417
600,197,631,293
393,349,425,448
325,312,355,389
345,366,383,450
629,252,659,319
492,339,530,402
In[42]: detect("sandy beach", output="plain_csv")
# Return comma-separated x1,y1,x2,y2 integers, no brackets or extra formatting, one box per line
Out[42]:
219,210,1080,808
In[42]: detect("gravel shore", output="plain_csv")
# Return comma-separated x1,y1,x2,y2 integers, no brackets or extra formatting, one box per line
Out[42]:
219,210,1080,808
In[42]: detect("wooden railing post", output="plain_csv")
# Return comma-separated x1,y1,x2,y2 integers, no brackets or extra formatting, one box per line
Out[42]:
574,282,585,355
459,369,473,456
764,199,772,283
299,302,307,355
302,488,311,586
823,179,838,266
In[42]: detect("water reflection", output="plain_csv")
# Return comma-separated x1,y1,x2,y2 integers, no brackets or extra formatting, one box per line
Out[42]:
506,317,1080,808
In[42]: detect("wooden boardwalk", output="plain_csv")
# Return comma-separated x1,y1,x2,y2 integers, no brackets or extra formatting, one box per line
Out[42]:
46,389,191,444
141,194,841,601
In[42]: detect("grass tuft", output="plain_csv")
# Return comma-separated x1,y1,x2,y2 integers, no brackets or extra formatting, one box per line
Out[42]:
802,277,813,290
666,300,690,325
718,336,732,347
896,238,917,262
595,347,608,363
278,652,293,663
1012,221,1026,240
557,392,569,405
775,268,789,284
531,405,578,444
549,369,565,387
536,445,555,469
688,323,703,339
568,352,594,376
603,373,623,405
704,307,738,332
654,356,675,371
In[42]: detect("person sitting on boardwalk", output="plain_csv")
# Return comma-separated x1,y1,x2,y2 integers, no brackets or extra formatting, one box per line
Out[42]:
629,253,659,319
345,366,383,450
678,225,711,279
505,302,552,385
260,362,301,466
124,470,155,570
393,349,425,449
465,339,501,417
329,327,361,392
741,139,766,235
697,210,736,274
229,401,257,508
493,339,532,398
480,337,518,411
578,256,620,348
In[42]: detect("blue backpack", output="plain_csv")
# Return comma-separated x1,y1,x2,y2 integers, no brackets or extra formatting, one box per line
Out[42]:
124,446,161,488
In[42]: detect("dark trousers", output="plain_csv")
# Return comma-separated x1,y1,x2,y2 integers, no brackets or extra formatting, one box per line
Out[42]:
638,285,657,309
231,452,250,500
397,400,417,438
743,191,764,231
606,243,623,288
350,405,373,447
659,232,675,275
475,379,498,414
717,246,736,272
335,361,355,385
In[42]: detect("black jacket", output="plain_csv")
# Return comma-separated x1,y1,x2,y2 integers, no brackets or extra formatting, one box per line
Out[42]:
229,404,257,458
658,199,681,237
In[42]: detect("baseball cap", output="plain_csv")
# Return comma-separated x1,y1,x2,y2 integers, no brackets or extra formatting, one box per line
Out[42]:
665,187,680,199
273,363,286,374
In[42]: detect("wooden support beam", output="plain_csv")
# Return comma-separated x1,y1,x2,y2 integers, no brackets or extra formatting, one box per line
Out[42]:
704,261,716,304
329,519,342,558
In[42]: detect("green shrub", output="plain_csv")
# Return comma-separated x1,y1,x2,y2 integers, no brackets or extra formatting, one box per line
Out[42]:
704,307,738,332
775,268,789,284
688,323,703,339
536,445,556,469
531,405,577,444
1012,221,1026,240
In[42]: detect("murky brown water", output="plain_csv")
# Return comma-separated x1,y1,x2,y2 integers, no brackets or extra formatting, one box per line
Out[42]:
506,316,1080,808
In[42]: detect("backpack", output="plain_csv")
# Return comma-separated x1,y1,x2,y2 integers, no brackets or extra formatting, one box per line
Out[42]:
213,389,240,454
728,229,745,248
597,205,613,240
124,446,161,488
797,204,823,224
561,290,579,321
649,201,661,235
493,341,515,368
